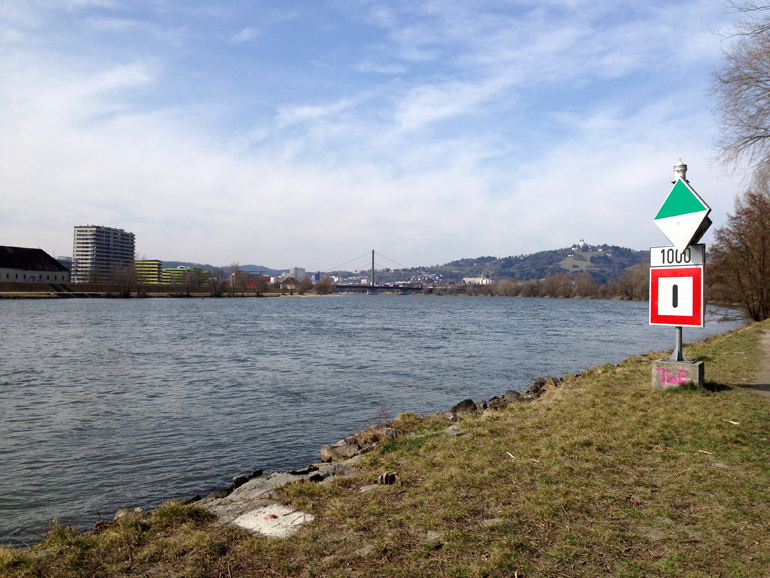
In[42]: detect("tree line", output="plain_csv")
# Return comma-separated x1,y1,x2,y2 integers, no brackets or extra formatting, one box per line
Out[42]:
429,265,650,300
708,1,770,321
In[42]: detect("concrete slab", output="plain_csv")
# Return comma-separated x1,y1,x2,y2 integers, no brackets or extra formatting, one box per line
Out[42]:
652,360,704,389
233,503,315,538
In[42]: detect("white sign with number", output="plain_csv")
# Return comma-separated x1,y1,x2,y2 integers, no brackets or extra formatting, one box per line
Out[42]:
650,244,704,268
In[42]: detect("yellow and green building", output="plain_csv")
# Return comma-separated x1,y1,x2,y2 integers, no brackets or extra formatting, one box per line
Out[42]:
134,260,162,284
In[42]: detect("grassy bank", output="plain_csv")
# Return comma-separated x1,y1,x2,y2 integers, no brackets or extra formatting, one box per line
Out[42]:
3,321,769,577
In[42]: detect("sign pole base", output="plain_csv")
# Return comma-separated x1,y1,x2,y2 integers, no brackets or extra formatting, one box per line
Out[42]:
671,326,686,361
652,360,704,389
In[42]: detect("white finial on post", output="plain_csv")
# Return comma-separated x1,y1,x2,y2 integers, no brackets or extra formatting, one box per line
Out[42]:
673,159,687,182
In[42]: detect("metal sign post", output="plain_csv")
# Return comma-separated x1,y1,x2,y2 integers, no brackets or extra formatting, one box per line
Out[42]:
673,327,685,362
649,161,711,388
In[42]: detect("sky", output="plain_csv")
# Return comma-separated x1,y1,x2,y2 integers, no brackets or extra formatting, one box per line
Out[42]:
0,0,748,271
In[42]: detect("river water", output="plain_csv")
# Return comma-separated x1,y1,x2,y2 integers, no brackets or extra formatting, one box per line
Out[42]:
0,296,742,546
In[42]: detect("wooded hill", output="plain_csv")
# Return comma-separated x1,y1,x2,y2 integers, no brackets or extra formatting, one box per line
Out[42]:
375,244,647,284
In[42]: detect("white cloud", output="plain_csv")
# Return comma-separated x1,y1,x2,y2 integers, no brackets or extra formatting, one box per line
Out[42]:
0,27,24,42
85,16,142,32
275,98,356,128
355,61,406,74
231,27,260,43
392,77,510,130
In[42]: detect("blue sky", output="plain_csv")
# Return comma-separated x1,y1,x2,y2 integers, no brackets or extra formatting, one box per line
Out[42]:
0,0,744,271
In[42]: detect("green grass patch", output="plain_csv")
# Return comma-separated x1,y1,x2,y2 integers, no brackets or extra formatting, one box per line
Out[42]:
3,321,770,577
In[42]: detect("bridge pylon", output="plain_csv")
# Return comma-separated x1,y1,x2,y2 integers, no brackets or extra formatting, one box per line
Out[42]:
367,250,378,295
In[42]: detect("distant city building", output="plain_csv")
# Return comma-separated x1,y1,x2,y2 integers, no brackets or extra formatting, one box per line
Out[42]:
463,276,491,285
72,225,135,283
0,246,71,283
135,260,163,284
289,267,307,280
273,270,320,284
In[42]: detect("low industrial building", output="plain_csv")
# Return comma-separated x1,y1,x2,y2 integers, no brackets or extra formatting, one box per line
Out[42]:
0,246,71,283
463,276,492,285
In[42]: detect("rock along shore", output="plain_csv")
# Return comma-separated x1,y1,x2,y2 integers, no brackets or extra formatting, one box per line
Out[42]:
109,374,566,539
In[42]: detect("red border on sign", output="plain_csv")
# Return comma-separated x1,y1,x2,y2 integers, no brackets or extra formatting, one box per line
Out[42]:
649,266,704,327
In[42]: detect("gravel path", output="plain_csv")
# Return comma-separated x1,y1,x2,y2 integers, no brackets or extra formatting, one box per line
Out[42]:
751,330,770,399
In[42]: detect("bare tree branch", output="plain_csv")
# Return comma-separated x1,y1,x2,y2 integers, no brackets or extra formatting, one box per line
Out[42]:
712,2,770,172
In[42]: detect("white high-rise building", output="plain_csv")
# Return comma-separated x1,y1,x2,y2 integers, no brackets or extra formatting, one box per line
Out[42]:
72,225,135,283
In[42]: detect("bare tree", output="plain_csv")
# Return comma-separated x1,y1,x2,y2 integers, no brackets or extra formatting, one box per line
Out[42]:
616,263,650,301
209,267,226,297
183,268,205,296
253,275,270,297
314,276,336,295
297,277,313,295
492,279,521,297
724,1,770,37
573,272,598,298
708,171,770,321
228,263,241,296
520,280,540,298
556,275,575,298
712,2,770,172
111,265,137,297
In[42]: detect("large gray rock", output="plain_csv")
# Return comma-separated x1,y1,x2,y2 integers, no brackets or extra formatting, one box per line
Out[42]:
113,508,146,523
320,428,398,463
502,390,520,402
486,396,508,410
450,398,477,418
320,436,363,462
522,377,562,400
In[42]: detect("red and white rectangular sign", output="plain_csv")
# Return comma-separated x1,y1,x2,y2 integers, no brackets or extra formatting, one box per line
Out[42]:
649,266,704,327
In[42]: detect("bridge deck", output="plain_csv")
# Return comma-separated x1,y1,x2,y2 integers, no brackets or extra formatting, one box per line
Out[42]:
334,284,424,292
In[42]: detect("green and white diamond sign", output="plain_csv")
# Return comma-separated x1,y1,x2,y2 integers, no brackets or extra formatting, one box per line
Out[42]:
654,178,711,252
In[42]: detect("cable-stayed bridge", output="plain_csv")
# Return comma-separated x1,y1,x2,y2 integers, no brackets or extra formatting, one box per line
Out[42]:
327,250,425,295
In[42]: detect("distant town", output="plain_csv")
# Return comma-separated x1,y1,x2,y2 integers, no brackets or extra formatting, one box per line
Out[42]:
1,224,650,298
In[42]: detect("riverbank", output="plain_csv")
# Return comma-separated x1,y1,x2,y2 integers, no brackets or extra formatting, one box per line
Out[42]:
2,320,769,577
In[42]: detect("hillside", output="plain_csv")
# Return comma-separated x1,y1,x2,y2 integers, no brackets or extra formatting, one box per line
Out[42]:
367,243,647,284
162,262,285,276
162,244,647,285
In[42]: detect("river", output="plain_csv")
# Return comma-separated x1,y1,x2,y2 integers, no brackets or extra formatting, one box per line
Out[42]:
0,295,743,546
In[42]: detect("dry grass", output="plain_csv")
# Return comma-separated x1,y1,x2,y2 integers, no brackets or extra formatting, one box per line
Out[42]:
3,321,770,577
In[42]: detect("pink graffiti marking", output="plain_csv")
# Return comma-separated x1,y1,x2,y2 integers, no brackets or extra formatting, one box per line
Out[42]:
655,368,690,386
